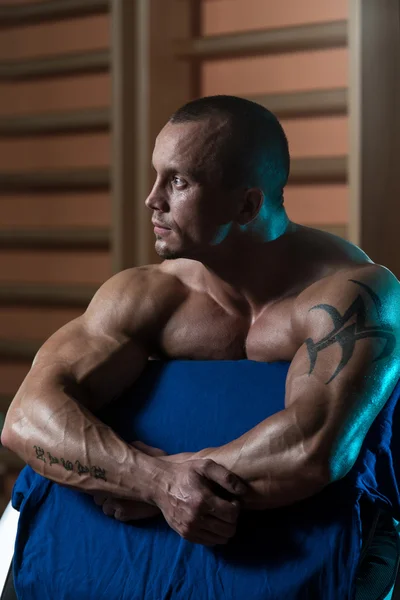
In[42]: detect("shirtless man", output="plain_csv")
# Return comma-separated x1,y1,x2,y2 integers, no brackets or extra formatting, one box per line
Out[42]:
2,95,400,549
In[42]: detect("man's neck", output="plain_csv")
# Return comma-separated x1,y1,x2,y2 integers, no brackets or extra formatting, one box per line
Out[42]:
201,219,299,317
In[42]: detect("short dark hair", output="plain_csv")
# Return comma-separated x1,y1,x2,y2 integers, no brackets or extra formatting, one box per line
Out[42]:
169,95,290,202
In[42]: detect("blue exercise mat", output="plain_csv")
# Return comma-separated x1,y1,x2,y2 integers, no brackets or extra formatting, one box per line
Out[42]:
11,360,400,599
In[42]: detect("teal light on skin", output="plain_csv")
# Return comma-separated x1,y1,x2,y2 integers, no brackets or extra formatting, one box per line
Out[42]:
209,222,234,246
308,275,400,482
328,360,400,482
208,197,289,248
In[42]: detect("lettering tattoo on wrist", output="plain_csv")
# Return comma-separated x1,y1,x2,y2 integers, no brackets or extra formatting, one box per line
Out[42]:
305,279,396,384
33,445,107,481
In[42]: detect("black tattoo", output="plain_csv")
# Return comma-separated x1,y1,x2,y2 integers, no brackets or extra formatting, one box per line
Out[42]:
75,460,90,476
33,445,46,463
60,458,74,471
305,279,396,384
32,446,107,481
47,452,59,466
89,466,107,481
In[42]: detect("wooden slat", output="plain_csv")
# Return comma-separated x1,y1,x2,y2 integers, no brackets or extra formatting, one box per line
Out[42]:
0,0,109,26
246,88,348,119
289,156,347,184
0,50,110,81
0,168,109,191
175,20,348,60
0,284,97,307
0,228,110,250
0,109,110,136
0,339,40,361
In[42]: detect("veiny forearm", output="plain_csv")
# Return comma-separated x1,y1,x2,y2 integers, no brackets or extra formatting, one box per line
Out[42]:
191,407,329,510
1,371,161,503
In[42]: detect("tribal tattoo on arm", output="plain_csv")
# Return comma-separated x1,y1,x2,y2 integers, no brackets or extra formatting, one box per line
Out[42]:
305,279,397,384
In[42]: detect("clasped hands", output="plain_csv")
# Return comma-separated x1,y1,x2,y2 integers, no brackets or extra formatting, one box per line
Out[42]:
93,441,247,546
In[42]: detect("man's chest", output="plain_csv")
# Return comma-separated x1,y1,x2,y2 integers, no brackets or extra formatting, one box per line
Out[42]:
153,295,302,362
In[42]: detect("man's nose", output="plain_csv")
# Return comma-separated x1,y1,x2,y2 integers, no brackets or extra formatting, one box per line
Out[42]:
145,183,169,212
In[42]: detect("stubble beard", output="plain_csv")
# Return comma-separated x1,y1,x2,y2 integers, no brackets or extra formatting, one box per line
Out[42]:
155,237,182,260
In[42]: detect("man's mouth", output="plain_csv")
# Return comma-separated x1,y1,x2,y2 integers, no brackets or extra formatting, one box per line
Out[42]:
153,222,171,235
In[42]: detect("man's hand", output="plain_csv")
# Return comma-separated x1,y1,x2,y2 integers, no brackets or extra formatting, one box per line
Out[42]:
151,457,247,546
94,441,247,546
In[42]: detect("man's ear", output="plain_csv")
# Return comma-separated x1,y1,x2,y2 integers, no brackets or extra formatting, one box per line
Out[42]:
236,188,264,225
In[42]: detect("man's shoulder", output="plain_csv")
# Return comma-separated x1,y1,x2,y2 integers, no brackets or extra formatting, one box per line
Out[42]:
90,263,191,323
293,263,400,333
112,261,193,293
107,261,191,300
158,258,205,280
302,263,399,301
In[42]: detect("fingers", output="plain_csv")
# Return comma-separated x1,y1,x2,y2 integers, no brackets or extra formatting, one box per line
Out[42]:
102,500,117,517
199,514,237,539
101,500,130,521
93,493,107,507
201,459,247,496
206,497,240,525
175,512,236,546
172,484,240,526
98,496,161,521
165,492,239,545
155,460,245,546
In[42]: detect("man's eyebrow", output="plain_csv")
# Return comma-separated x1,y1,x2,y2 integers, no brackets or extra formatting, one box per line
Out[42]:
151,162,202,180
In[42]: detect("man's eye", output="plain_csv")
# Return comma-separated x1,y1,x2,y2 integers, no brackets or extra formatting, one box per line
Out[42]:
172,176,186,188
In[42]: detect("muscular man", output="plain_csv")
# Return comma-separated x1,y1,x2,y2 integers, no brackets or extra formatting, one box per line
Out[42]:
2,95,400,549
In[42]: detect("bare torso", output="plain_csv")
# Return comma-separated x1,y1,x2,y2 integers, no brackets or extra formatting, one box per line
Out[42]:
148,226,373,363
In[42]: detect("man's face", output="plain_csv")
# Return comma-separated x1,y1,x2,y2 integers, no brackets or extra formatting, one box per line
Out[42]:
145,119,239,260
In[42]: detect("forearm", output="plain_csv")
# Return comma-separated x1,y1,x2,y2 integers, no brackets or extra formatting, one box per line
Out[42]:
1,370,161,503
192,408,329,509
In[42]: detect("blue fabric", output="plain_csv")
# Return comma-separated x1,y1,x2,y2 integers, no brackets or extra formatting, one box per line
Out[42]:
10,360,400,600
